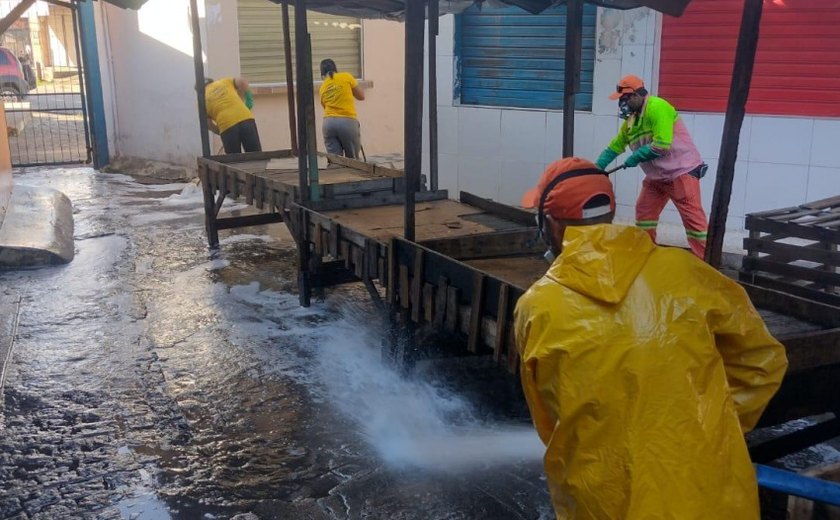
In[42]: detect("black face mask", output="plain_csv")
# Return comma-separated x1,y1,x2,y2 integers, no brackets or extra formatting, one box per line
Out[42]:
618,97,634,120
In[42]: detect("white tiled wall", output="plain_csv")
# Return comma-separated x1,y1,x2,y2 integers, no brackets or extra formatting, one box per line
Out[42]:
424,9,840,232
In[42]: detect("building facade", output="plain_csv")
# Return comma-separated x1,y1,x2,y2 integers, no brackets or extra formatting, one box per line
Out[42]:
426,1,840,231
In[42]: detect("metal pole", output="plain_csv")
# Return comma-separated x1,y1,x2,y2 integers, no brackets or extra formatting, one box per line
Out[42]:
282,3,298,155
404,0,425,242
189,0,211,158
294,0,310,202
562,0,583,158
304,33,320,201
71,3,92,164
78,0,109,168
428,0,439,191
705,0,763,268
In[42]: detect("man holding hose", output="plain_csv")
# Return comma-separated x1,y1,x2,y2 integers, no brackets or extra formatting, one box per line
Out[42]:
595,75,709,258
515,156,787,519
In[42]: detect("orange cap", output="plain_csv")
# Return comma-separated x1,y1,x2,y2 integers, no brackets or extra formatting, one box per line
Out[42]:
608,74,645,100
521,157,615,221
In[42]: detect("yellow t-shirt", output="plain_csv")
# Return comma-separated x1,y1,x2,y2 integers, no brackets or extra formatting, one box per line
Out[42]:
319,72,359,119
205,78,252,133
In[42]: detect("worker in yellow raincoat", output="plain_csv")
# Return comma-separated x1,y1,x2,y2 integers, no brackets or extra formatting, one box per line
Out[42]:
515,157,788,519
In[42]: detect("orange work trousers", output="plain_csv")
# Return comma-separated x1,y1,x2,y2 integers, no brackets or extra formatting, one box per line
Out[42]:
635,173,708,258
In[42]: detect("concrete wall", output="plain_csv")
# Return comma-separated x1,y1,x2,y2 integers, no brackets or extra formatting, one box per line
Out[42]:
96,1,405,168
46,6,77,69
426,8,840,231
98,0,204,167
206,15,405,156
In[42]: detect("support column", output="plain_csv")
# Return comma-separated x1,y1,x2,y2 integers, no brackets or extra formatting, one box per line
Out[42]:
78,0,111,167
282,4,298,155
428,0,439,191
188,0,211,159
404,0,425,242
562,0,583,158
705,0,764,268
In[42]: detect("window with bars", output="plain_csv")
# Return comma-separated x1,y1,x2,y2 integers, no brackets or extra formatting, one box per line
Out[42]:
237,0,362,84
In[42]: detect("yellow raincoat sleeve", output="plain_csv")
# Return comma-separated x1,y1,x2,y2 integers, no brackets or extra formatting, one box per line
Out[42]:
705,275,788,432
514,304,558,446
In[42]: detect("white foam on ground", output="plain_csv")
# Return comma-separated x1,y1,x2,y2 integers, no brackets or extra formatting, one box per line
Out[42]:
197,280,545,473
219,234,275,245
309,309,545,472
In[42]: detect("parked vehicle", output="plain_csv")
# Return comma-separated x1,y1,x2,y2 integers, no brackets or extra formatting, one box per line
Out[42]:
0,47,34,101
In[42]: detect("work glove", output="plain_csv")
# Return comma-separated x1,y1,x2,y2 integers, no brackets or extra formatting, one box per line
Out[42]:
595,148,619,170
624,144,660,168
245,90,255,110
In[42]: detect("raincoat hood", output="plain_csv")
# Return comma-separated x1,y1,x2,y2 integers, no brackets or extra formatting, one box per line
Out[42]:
547,224,655,304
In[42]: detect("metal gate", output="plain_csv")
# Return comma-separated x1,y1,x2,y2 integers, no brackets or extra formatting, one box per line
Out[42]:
1,0,91,167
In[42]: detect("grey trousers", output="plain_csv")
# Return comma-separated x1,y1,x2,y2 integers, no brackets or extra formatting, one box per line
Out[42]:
323,117,361,158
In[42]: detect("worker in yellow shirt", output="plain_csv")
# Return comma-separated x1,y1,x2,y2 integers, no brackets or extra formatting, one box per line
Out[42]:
205,77,261,154
319,59,364,158
515,157,787,519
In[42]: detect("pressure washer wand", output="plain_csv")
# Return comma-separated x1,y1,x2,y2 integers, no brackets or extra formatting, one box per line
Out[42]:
605,164,627,175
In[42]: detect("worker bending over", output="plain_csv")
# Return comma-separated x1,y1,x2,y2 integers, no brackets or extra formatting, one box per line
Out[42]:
205,77,261,154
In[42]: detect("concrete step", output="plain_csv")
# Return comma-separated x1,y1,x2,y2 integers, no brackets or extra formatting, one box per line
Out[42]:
0,184,74,268
0,292,21,407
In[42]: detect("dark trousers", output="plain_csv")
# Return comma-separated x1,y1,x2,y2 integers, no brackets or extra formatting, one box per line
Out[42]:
221,119,262,154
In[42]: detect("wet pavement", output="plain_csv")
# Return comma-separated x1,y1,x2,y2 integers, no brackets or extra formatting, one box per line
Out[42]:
0,168,552,520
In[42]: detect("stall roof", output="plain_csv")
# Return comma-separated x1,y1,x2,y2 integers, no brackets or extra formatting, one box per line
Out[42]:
266,0,692,19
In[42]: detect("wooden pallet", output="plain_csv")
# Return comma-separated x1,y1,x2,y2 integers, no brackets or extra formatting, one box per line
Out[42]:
741,195,840,306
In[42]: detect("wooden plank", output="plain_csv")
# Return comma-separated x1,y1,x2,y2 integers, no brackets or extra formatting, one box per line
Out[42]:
507,329,519,374
353,246,364,278
231,169,241,199
434,276,449,326
744,238,840,266
365,239,379,281
445,286,460,332
804,195,840,210
780,328,840,375
372,164,404,178
742,282,840,328
313,222,323,256
329,222,340,258
459,191,536,227
322,152,375,173
378,257,386,285
206,149,294,164
742,257,840,286
420,229,544,260
399,265,411,310
740,272,840,307
322,178,398,198
245,174,256,205
746,216,840,244
467,273,487,353
341,241,351,270
216,213,284,230
411,249,425,323
494,283,510,365
423,283,435,323
309,190,449,212
255,176,265,210
387,238,398,306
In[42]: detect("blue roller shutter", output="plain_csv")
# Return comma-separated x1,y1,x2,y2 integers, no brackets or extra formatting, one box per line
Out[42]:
457,3,597,110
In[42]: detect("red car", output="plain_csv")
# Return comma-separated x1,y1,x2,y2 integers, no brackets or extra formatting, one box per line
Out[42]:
0,47,35,101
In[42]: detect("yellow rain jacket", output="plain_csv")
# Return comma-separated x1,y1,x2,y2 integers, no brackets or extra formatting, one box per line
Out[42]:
514,224,787,520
